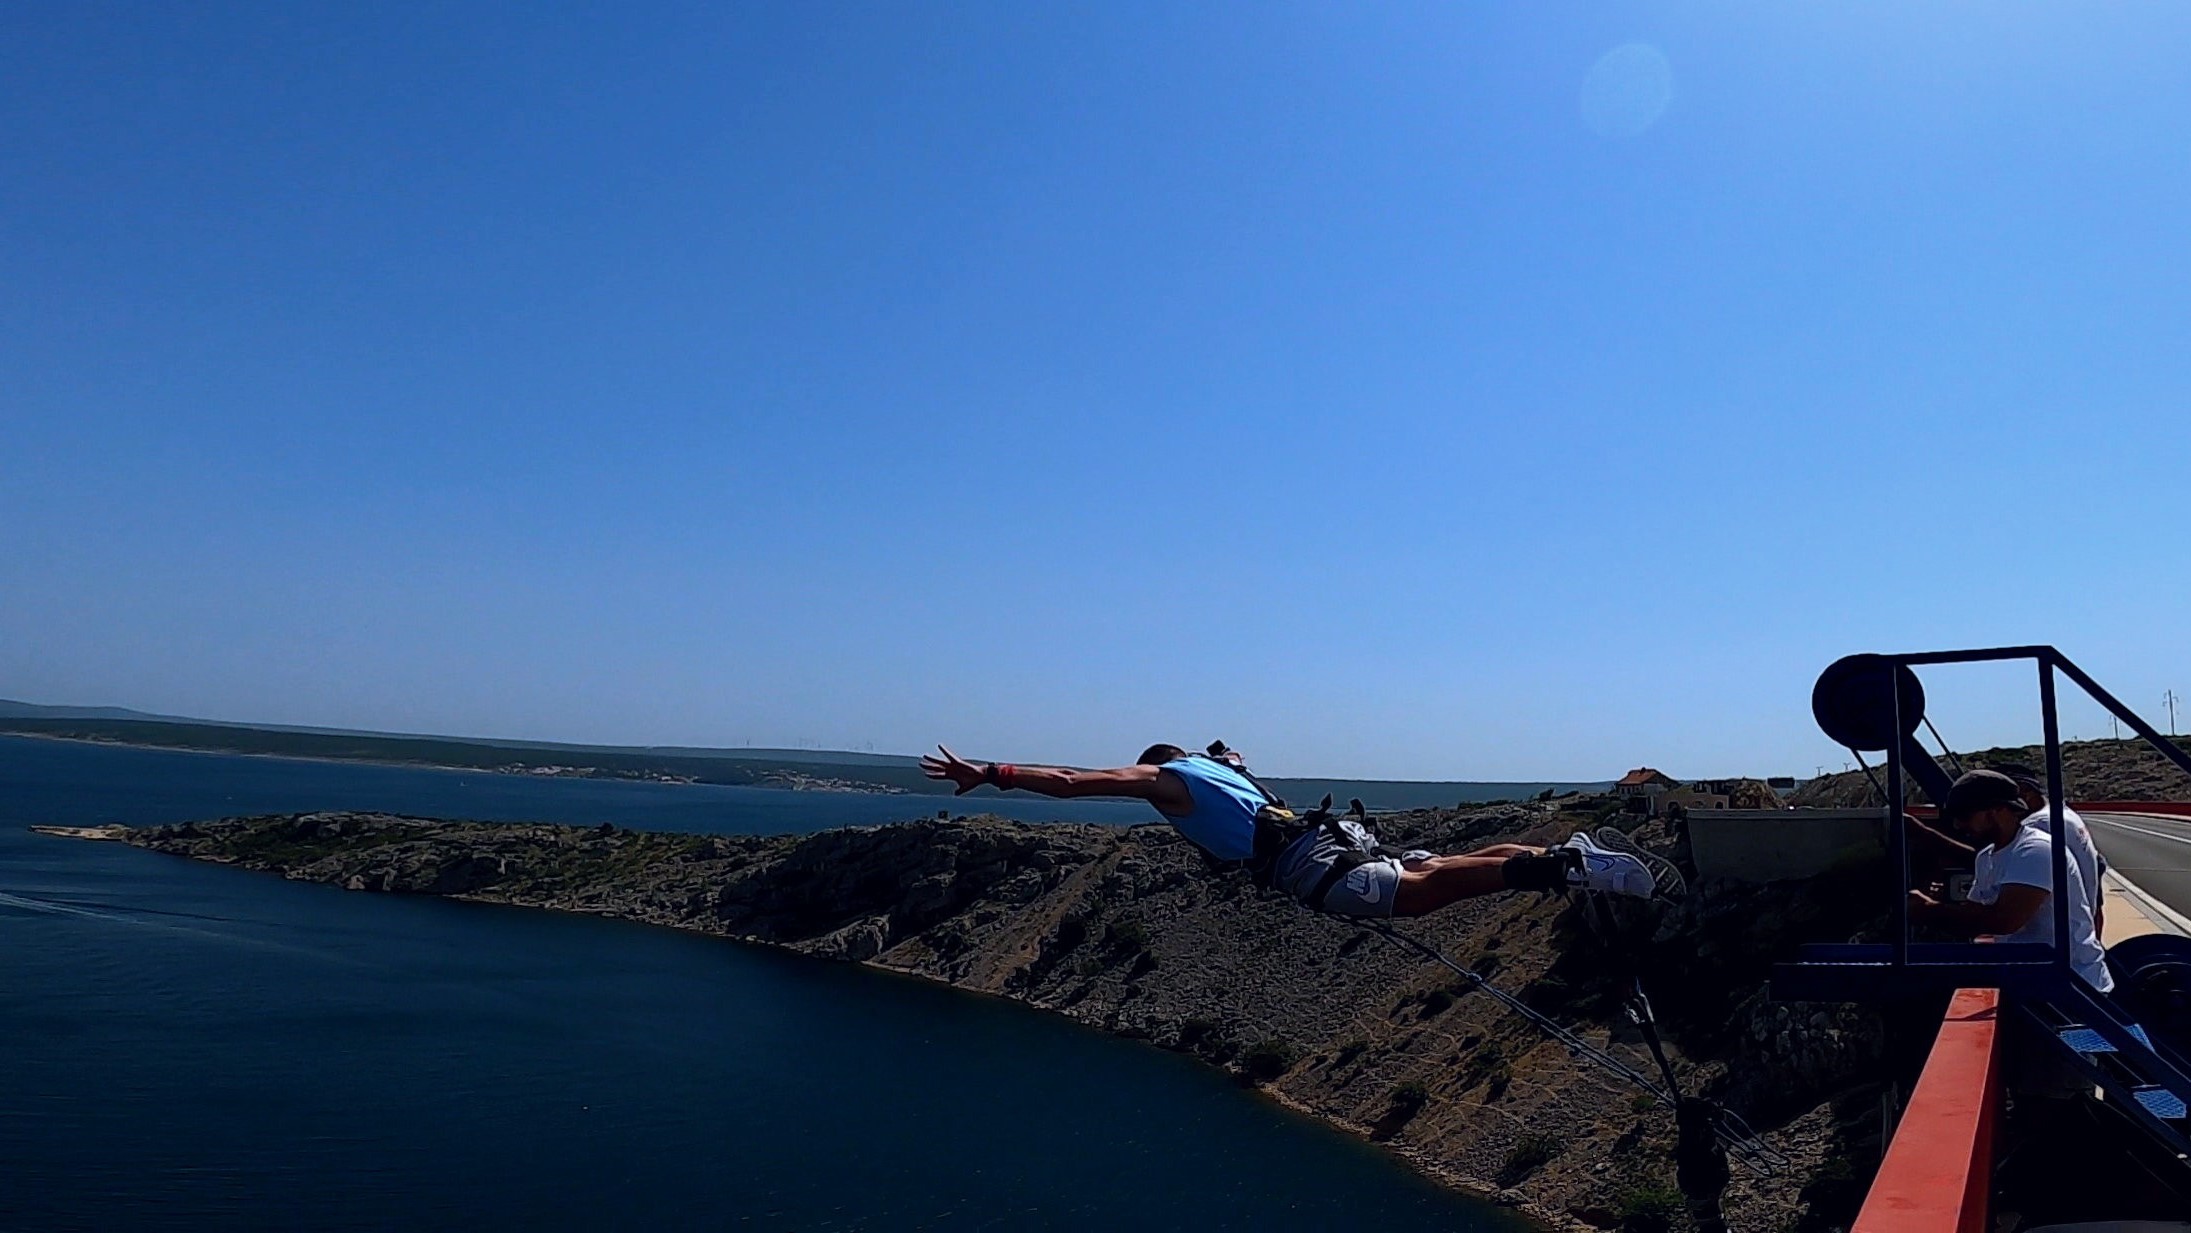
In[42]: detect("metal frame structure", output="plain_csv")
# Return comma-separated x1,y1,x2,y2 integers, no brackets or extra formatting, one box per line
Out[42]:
1774,645,2191,1156
1776,645,2191,998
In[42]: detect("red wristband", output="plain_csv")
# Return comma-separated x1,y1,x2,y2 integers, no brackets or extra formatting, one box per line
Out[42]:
996,764,1017,789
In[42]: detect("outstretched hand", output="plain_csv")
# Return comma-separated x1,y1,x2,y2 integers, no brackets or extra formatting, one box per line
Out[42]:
921,745,986,796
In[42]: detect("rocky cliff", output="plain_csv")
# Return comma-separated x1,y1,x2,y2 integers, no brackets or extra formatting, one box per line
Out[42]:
57,802,1894,1233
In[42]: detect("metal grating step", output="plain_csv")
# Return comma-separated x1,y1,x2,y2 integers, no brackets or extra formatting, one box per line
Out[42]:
2059,1023,2154,1055
2132,1085,2189,1121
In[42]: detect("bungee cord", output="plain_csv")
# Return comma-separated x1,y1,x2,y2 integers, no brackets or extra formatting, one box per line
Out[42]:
1352,914,1787,1177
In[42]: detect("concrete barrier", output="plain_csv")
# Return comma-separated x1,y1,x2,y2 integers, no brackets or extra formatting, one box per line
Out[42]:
1686,808,1884,883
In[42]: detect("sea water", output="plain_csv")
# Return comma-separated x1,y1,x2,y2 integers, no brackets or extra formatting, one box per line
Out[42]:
0,735,1521,1231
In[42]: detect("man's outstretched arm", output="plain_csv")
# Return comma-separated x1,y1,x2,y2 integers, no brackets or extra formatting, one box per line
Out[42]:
921,746,1191,813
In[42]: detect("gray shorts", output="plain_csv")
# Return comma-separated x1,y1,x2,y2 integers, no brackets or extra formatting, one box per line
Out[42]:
1273,819,1403,918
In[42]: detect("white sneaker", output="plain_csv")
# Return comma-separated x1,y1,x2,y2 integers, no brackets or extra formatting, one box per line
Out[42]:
1592,827,1687,901
1557,832,1656,899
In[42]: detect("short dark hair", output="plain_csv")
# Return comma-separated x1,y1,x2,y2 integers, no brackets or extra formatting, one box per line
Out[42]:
1137,743,1186,766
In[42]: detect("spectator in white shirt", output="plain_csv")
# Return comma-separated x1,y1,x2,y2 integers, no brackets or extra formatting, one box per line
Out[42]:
1996,766,2106,936
1909,769,2113,992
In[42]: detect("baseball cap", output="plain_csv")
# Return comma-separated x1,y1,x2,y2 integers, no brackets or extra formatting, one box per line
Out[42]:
1939,769,2025,823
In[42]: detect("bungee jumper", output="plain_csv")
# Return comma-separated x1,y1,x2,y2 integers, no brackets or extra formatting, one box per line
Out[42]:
920,742,1678,917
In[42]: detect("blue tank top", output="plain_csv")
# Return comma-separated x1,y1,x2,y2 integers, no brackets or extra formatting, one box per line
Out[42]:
1158,755,1266,862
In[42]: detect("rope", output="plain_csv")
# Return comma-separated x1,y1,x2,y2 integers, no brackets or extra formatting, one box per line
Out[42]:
1351,914,1787,1177
1851,749,1888,804
1360,920,1675,1098
1923,717,1967,775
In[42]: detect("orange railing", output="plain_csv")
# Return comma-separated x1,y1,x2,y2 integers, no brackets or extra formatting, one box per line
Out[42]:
1851,989,2003,1233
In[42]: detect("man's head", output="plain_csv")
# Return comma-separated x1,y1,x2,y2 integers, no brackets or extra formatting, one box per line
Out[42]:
1940,769,2029,844
1137,744,1187,767
1987,762,2051,814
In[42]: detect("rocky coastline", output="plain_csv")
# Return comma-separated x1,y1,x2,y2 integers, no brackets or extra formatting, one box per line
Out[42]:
38,802,1891,1233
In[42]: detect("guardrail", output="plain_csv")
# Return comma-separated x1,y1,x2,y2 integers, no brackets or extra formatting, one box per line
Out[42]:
1852,989,2002,1233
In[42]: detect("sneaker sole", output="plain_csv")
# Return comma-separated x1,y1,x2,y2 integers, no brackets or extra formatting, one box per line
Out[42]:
1592,827,1687,902
1557,837,1655,900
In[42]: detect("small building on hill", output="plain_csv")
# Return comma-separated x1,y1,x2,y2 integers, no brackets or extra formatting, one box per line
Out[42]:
1613,768,1678,799
1619,770,1784,817
1660,777,1785,814
1660,782,1730,813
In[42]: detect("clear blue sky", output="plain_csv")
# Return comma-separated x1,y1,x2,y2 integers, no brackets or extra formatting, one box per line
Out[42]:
5,3,2188,781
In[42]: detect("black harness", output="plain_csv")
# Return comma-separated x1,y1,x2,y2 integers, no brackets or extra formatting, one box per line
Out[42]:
1199,742,1409,909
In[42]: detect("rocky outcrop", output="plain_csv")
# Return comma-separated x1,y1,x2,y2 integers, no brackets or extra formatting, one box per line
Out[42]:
80,804,1893,1233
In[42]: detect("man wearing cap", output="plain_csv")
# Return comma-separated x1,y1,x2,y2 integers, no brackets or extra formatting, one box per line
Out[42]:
1909,769,2113,991
1901,767,2107,934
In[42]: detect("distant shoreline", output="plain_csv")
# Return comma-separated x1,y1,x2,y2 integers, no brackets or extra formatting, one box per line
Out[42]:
0,731,906,795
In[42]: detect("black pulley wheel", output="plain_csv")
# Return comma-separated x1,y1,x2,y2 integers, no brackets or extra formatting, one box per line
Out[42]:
1812,654,1927,753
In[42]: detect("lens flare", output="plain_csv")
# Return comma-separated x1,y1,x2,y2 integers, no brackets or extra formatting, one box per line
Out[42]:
1579,43,1673,138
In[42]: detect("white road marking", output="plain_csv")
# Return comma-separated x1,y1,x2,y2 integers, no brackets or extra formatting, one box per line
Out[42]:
2088,816,2191,847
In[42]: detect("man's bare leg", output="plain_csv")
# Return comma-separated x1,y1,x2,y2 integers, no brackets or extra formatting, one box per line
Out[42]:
1392,843,1545,917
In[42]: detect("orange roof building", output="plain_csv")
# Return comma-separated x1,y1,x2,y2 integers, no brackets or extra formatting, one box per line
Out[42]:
1613,767,1679,794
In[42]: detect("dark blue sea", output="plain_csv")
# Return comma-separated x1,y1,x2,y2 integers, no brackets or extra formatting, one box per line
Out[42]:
0,736,1518,1231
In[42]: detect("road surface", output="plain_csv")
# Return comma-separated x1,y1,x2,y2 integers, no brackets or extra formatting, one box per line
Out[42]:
2088,811,2191,925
